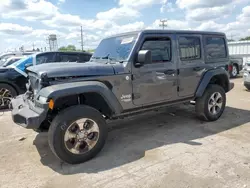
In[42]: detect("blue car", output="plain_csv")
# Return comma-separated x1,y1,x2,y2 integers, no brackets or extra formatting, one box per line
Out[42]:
0,51,92,108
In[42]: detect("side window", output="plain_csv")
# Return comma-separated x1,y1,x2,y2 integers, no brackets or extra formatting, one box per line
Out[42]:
36,53,55,65
141,38,171,63
206,37,227,59
6,59,19,66
79,54,91,62
59,54,79,62
179,37,201,61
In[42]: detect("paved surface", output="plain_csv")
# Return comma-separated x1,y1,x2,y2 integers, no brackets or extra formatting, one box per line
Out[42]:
1,78,250,188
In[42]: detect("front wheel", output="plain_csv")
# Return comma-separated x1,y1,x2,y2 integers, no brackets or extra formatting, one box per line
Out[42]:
195,84,226,121
0,84,17,109
48,105,108,164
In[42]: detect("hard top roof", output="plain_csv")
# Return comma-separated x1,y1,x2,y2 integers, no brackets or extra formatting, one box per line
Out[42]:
106,29,226,39
36,51,93,55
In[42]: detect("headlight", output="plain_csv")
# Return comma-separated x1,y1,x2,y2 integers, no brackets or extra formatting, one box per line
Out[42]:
38,96,48,103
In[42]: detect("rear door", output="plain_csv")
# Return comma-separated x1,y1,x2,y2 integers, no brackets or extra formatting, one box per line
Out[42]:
177,34,206,97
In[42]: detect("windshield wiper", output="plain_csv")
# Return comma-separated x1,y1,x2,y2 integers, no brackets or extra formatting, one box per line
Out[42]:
92,54,124,64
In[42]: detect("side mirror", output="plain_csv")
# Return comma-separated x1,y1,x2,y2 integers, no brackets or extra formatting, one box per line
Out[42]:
24,63,32,72
25,63,32,69
135,50,152,67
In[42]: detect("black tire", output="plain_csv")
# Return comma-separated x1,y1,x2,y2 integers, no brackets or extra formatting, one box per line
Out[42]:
230,64,238,78
0,83,17,109
195,84,226,121
48,105,108,164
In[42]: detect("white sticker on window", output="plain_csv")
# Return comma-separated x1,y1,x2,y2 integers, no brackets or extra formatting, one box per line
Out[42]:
121,37,134,44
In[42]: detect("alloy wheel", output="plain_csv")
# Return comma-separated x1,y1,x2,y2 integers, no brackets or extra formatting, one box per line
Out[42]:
0,88,13,108
64,118,99,154
208,92,223,115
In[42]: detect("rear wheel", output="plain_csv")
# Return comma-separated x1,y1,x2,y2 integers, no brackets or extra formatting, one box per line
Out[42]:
230,64,238,78
48,105,108,164
245,85,250,91
0,84,17,109
195,84,226,121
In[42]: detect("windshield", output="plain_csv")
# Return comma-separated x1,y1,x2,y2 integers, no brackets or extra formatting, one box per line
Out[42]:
8,56,33,71
92,34,138,62
0,59,7,66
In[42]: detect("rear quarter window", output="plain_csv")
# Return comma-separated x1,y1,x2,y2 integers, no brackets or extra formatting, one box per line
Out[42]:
79,54,91,62
205,36,227,60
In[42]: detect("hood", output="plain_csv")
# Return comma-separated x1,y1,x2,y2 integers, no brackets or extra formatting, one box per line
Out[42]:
27,62,116,78
0,67,12,73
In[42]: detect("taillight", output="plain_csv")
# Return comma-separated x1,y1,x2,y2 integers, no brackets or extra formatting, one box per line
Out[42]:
228,65,233,71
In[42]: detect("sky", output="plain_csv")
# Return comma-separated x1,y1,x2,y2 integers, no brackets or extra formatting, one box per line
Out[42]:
0,0,250,52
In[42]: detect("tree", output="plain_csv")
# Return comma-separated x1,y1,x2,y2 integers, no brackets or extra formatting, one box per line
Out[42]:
58,45,77,51
239,36,250,41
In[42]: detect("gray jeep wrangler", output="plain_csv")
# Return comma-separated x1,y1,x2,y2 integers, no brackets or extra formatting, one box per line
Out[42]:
10,30,234,164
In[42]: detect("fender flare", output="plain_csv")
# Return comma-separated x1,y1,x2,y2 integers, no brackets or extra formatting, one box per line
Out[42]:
195,68,230,98
38,81,123,115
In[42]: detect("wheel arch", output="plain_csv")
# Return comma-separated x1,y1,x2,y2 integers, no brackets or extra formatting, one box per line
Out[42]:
195,69,230,98
38,81,123,117
0,81,19,95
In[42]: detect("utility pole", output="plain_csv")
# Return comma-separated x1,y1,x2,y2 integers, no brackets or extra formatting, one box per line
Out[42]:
80,26,84,51
159,19,168,30
32,43,35,51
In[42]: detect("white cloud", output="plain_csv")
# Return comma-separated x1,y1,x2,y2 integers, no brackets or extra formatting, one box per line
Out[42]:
0,23,33,35
96,6,141,21
160,2,176,13
43,13,83,27
1,0,58,21
104,21,145,36
176,0,233,9
196,20,224,31
119,0,163,8
29,29,65,38
186,4,234,21
58,0,65,4
43,12,115,31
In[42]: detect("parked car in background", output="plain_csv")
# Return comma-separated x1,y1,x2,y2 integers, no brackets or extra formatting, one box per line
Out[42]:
228,55,243,78
243,60,250,90
0,51,92,108
0,51,34,61
0,56,26,67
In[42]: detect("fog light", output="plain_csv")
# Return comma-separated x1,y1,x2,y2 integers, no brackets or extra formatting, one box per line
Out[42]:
48,99,54,110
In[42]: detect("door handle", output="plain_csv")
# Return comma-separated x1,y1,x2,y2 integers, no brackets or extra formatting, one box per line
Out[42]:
164,69,176,75
193,67,203,71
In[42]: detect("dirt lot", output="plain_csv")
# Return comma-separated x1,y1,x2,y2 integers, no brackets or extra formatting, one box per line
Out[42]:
1,78,250,188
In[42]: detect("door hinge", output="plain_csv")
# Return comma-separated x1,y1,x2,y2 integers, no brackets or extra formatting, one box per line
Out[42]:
177,69,180,75
177,86,180,92
131,74,134,80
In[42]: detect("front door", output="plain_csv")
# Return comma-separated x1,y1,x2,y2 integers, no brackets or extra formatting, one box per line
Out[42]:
132,34,178,106
177,34,206,97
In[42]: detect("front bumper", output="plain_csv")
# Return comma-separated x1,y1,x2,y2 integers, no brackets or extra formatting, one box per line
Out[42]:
10,95,48,129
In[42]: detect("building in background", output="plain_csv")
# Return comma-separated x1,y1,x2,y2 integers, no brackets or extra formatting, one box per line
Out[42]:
228,40,250,65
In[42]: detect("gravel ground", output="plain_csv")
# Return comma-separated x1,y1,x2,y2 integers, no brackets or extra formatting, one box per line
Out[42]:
0,78,250,188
